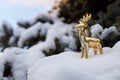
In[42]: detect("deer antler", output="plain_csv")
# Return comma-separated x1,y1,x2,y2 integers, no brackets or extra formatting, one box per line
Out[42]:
78,13,92,28
80,14,92,22
74,13,92,29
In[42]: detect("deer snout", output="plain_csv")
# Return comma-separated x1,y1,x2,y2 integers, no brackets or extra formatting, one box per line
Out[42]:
73,25,79,29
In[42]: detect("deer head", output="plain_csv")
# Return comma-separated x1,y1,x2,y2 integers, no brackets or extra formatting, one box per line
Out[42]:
79,13,91,28
74,13,92,31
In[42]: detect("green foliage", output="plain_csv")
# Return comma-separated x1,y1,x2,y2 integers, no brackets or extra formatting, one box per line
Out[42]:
52,0,120,30
97,0,120,28
52,0,115,23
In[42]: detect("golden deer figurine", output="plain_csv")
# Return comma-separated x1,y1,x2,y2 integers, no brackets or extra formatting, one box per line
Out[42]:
74,14,103,58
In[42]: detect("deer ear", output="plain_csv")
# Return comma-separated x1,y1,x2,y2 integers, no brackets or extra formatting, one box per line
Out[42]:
80,18,83,22
89,14,92,19
83,15,85,20
86,14,89,18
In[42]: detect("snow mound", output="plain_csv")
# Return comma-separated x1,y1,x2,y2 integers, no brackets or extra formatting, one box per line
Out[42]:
28,41,120,80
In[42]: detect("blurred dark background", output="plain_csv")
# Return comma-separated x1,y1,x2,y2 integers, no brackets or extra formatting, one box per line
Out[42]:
51,0,120,28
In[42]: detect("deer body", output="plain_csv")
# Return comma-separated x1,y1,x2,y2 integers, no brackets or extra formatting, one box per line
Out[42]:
79,29,103,58
74,14,103,58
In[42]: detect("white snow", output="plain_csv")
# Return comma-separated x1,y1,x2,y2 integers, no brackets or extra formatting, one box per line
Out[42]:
17,19,77,52
13,27,25,37
100,26,117,39
91,24,117,39
26,21,76,54
0,47,45,80
0,47,27,80
25,49,45,69
28,41,120,80
91,24,103,38
22,21,77,69
17,22,42,47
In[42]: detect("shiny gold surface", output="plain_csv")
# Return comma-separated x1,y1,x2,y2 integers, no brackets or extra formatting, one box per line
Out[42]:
74,14,103,58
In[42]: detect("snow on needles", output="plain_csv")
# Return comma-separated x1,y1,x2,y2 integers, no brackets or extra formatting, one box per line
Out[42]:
91,24,117,39
0,18,77,80
25,21,76,68
0,47,27,80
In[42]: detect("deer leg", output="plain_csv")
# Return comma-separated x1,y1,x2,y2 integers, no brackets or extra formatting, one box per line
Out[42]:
100,47,103,55
83,47,86,58
85,44,89,58
98,43,103,55
81,47,84,58
94,48,97,55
